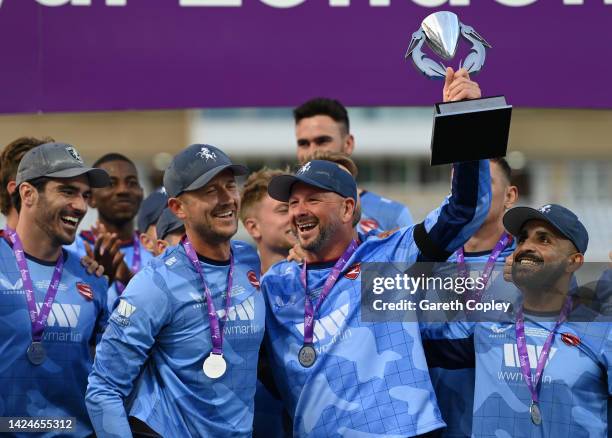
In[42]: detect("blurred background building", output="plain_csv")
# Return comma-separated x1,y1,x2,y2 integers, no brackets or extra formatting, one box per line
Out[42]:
0,106,609,261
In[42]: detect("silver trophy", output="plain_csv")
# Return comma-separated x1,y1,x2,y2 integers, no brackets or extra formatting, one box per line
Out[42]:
405,11,512,165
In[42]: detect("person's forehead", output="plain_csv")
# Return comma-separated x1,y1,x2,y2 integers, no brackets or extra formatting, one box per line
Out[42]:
260,193,287,210
49,175,90,190
289,182,333,198
296,115,342,134
98,159,138,177
204,169,235,187
520,219,564,238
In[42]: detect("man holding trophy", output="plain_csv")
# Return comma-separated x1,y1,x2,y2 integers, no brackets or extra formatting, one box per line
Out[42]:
259,28,490,436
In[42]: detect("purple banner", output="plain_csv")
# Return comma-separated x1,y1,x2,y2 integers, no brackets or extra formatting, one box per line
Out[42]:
0,0,611,113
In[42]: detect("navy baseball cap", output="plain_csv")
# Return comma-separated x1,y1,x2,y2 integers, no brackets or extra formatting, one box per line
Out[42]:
137,190,168,232
268,160,357,202
503,204,589,254
156,208,185,240
163,144,248,198
16,142,110,188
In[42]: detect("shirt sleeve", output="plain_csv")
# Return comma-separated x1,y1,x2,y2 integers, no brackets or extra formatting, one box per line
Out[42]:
416,160,491,261
86,267,172,438
395,205,415,229
420,322,475,369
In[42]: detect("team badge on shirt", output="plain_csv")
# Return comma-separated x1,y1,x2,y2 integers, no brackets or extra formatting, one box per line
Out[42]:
359,218,379,233
561,332,581,347
76,282,94,300
247,270,260,289
377,227,399,239
344,263,361,280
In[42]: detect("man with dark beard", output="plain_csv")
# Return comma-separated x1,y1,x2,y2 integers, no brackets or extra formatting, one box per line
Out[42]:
70,153,153,311
0,142,110,436
86,144,265,437
427,204,612,437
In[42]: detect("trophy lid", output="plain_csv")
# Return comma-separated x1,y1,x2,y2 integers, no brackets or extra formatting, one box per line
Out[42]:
421,11,460,60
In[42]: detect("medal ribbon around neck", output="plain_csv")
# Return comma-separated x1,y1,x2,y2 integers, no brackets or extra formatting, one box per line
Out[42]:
181,236,233,356
5,228,64,343
300,239,359,346
515,295,572,424
456,232,512,302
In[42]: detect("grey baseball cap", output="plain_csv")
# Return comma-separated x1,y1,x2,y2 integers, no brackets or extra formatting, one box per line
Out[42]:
16,142,110,188
163,144,248,198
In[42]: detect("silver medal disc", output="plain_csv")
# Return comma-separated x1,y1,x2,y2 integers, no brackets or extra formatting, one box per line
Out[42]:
530,402,542,425
27,341,46,366
203,353,227,379
298,344,317,368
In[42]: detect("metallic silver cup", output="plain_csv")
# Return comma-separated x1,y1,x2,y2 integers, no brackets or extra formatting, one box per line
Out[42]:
405,11,491,79
404,11,512,166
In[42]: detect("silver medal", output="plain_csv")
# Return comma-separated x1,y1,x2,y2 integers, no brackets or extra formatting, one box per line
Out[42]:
530,402,542,425
26,341,46,365
298,344,316,368
203,353,227,379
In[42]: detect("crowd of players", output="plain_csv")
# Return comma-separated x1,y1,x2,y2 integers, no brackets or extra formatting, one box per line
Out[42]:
1,68,611,438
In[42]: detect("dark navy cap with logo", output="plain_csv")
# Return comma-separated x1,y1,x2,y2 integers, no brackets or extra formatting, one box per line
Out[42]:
163,144,249,198
268,160,358,202
156,208,185,241
137,190,168,232
503,204,589,254
16,142,110,188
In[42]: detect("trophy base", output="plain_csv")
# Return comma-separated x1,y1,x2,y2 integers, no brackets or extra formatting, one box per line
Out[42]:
430,96,512,166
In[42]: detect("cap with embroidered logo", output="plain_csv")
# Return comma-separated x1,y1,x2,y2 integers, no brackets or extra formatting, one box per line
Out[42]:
163,144,248,198
503,204,589,254
267,160,357,202
16,142,109,188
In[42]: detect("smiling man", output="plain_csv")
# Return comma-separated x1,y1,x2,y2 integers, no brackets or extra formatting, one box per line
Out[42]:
86,144,265,438
293,98,414,234
70,153,153,311
261,70,490,438
0,142,110,437
426,204,612,437
262,152,491,437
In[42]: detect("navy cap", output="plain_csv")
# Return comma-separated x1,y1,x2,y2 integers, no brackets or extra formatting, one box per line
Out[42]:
503,204,589,254
137,190,168,232
156,208,185,241
163,144,248,198
16,142,110,188
268,160,357,202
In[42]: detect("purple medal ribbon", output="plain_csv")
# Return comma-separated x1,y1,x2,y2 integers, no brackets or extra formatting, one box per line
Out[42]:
300,240,359,346
5,229,64,343
181,236,233,355
515,296,572,424
115,231,142,295
456,232,512,303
